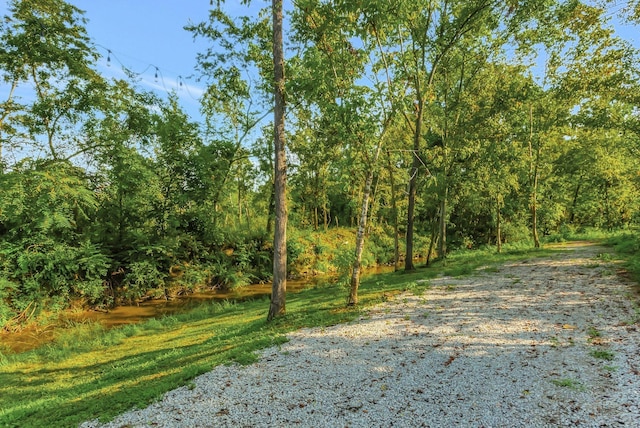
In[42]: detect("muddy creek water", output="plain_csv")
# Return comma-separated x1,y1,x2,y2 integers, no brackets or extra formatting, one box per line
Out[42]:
1,266,396,354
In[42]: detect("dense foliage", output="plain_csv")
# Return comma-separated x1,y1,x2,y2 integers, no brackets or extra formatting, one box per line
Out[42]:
0,0,638,327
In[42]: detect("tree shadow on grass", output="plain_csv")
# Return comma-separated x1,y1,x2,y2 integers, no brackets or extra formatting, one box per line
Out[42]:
0,316,282,427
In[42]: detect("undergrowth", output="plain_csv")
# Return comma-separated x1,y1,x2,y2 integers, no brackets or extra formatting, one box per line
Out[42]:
603,231,640,283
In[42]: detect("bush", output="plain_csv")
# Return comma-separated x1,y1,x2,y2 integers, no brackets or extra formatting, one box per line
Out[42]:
208,261,254,290
122,260,166,301
171,263,210,291
366,228,397,264
0,238,111,317
501,219,531,244
332,242,355,287
286,231,308,276
604,232,640,282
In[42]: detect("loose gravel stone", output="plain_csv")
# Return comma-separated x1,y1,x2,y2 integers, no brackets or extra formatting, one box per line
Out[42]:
81,243,640,428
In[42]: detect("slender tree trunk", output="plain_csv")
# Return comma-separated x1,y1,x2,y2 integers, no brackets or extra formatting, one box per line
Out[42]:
348,145,383,306
268,0,287,321
366,173,380,235
405,98,424,271
438,186,447,258
212,201,219,229
439,68,452,260
314,206,318,230
348,170,374,306
496,195,502,253
323,203,328,231
386,150,400,271
266,181,275,234
437,95,449,259
313,172,319,230
531,157,540,248
528,105,540,248
426,214,439,266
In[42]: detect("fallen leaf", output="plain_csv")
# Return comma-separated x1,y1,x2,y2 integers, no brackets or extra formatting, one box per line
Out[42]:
444,355,456,366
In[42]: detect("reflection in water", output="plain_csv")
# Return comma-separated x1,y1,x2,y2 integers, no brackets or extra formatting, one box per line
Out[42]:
1,265,395,354
84,276,321,327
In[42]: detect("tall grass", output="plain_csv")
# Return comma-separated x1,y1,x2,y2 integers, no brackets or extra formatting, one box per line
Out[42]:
603,231,640,282
542,225,616,243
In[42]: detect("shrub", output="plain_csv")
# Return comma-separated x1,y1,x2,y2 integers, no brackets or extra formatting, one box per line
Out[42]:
333,243,355,287
208,261,254,290
500,219,531,244
122,260,166,301
0,238,111,318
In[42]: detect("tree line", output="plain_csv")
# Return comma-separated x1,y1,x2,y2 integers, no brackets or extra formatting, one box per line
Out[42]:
0,0,638,326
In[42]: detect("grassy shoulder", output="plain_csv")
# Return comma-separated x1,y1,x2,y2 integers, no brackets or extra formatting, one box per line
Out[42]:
602,231,640,283
0,243,561,428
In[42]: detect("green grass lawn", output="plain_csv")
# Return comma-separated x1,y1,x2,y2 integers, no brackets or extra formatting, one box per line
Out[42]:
0,242,581,428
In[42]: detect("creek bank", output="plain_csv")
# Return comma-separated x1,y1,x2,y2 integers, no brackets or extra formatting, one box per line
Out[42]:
0,262,395,354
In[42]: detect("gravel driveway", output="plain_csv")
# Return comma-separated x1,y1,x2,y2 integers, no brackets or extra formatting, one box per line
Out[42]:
82,243,640,427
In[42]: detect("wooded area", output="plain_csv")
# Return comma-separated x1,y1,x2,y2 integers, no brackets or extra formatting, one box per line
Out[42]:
0,0,638,327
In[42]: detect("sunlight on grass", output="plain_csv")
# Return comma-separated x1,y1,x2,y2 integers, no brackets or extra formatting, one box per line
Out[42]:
0,243,587,427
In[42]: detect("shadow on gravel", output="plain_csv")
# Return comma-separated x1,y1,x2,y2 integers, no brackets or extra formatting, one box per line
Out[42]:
263,245,639,426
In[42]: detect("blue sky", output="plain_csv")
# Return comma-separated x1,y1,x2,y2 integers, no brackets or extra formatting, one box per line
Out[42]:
69,1,272,121
0,1,637,123
72,0,214,120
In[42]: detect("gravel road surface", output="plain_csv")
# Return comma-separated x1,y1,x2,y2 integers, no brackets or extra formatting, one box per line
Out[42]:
82,243,640,427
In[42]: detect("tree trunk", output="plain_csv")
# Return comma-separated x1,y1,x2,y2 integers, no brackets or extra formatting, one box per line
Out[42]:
531,192,540,247
323,203,328,231
405,98,424,271
268,0,287,321
348,139,384,306
528,104,540,249
366,173,380,235
313,206,318,230
531,156,540,248
313,172,319,230
386,150,400,271
426,214,439,266
348,171,374,306
496,195,502,253
266,181,275,234
438,186,447,258
570,182,581,224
